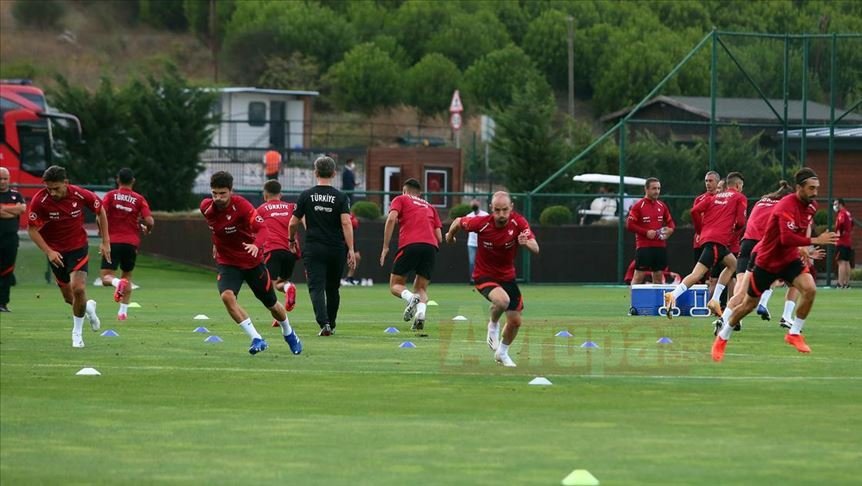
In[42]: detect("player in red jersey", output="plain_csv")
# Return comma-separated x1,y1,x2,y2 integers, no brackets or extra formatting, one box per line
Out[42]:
380,179,443,331
201,171,301,355
256,180,300,322
664,172,747,318
343,212,363,286
445,192,539,367
833,198,854,288
625,177,675,284
692,171,720,270
27,166,110,348
99,168,154,321
712,168,838,361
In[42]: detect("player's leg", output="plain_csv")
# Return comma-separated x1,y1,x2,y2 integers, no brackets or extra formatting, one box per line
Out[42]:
781,284,798,328
665,258,711,319
708,251,736,314
477,280,509,351
323,246,346,332
113,246,136,318
0,234,18,311
495,283,523,367
837,247,851,287
218,265,266,354
631,248,651,285
303,249,332,334
712,265,772,361
784,264,816,353
410,245,436,330
249,263,301,354
390,245,420,321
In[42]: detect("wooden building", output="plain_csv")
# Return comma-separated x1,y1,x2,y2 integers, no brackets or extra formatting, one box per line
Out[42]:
365,147,462,213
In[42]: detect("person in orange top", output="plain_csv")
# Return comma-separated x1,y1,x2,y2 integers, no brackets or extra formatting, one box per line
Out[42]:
263,145,282,181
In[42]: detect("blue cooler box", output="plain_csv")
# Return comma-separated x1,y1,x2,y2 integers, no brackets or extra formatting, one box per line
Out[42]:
630,284,709,317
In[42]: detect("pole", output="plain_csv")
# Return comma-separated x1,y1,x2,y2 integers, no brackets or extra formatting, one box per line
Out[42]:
781,34,789,179
567,16,575,120
210,0,218,82
825,33,837,287
617,123,627,284
709,30,718,171
801,36,809,165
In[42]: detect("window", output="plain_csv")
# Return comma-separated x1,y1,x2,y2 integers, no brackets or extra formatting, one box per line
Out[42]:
18,123,51,176
424,169,448,207
248,101,266,127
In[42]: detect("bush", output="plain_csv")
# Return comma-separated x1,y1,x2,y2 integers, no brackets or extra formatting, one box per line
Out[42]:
351,201,381,220
449,203,473,220
12,0,65,30
814,209,828,226
539,205,573,226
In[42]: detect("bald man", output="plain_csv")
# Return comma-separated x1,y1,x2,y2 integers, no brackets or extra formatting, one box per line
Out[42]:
0,167,27,311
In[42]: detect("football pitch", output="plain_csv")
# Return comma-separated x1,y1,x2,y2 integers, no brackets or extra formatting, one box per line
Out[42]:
1,250,860,484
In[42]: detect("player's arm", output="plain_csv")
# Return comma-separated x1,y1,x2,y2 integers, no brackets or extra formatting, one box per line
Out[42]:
0,200,26,217
96,206,111,264
141,215,155,234
625,207,653,238
380,210,399,266
28,225,64,267
287,215,302,253
434,226,443,245
341,212,356,269
518,230,539,254
445,217,462,244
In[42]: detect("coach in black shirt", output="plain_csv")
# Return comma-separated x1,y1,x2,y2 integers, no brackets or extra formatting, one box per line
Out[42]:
0,167,27,312
289,156,356,336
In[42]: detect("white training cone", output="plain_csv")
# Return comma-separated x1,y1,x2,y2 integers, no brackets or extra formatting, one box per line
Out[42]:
561,469,600,485
131,283,140,290
76,367,101,376
427,300,439,306
93,278,104,287
529,377,552,386
128,302,142,308
193,314,210,320
452,315,468,321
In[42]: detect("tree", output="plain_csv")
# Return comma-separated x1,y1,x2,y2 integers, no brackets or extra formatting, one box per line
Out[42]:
405,54,461,119
324,43,403,115
139,0,188,31
462,45,549,111
522,9,570,91
258,53,320,91
387,1,460,64
424,10,511,70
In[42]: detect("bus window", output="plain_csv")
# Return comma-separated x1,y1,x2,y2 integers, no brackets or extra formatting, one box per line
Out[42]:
18,123,50,176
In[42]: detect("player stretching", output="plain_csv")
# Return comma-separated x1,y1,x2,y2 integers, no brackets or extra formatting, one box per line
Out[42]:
201,171,301,355
380,178,443,331
256,180,300,326
712,168,838,361
625,177,675,284
446,192,539,367
100,168,154,320
27,166,109,348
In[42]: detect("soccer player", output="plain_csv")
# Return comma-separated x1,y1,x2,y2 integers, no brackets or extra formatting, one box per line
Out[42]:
288,156,356,336
665,172,747,318
379,178,443,331
201,171,302,355
692,171,720,268
712,168,838,361
625,177,675,284
833,198,854,288
100,168,154,320
256,180,300,324
342,212,362,286
27,166,108,348
445,191,539,367
0,167,26,312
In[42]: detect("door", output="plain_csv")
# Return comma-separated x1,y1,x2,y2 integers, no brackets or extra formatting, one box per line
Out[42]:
269,101,286,149
382,166,401,213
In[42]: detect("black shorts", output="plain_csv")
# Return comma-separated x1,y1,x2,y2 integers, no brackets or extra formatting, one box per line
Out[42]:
217,263,277,308
693,246,703,266
101,243,138,273
475,278,523,312
635,247,667,272
735,239,757,274
836,245,853,262
698,242,731,269
391,243,437,280
748,259,807,298
51,246,90,286
264,250,298,281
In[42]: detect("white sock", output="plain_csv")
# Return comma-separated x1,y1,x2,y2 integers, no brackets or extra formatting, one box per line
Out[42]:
718,321,734,340
73,316,84,334
670,283,688,299
498,342,510,356
790,317,805,335
400,289,414,303
758,289,773,307
416,303,427,320
721,307,733,323
488,320,499,331
85,300,96,318
239,318,262,340
111,277,120,288
783,300,796,322
278,316,293,336
711,283,726,302
119,303,129,314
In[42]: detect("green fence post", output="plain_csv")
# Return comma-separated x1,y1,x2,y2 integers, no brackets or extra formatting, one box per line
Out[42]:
825,33,837,287
617,123,627,284
801,36,809,166
524,194,532,284
781,34,790,180
709,30,717,171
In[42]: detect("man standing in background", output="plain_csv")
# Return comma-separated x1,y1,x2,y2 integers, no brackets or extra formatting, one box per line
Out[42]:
263,145,282,182
0,167,26,312
834,198,854,288
465,198,489,284
341,159,358,204
626,177,675,285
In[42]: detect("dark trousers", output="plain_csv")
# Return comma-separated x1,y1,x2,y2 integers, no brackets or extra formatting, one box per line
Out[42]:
303,243,347,328
0,233,19,306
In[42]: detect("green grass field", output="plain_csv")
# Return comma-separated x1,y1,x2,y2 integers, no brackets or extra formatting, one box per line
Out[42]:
2,244,861,485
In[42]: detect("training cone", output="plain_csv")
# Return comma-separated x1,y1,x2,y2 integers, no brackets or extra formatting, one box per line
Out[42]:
131,283,140,290
561,469,600,486
100,329,119,337
76,367,101,376
193,314,209,320
529,377,553,386
452,315,468,321
204,335,223,343
580,341,599,349
128,302,142,308
427,300,439,306
399,341,416,348
555,330,573,337
193,326,209,333
93,278,103,287
384,327,399,334
657,337,673,344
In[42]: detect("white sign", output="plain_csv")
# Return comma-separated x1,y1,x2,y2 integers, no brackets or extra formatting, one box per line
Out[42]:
480,115,495,142
450,112,462,131
449,90,463,113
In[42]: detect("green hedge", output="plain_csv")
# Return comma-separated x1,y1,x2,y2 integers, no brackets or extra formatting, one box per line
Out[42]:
351,200,381,220
539,205,572,226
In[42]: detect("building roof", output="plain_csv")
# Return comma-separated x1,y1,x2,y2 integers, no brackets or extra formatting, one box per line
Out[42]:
778,127,862,138
601,95,862,123
215,87,320,97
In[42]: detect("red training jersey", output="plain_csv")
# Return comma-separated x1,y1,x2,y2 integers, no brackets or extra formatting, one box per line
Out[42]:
201,194,263,270
461,211,533,282
691,191,712,248
742,197,780,241
27,184,102,253
255,199,300,255
102,188,151,247
389,194,442,249
692,189,747,248
753,194,816,274
835,208,853,247
625,197,675,249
